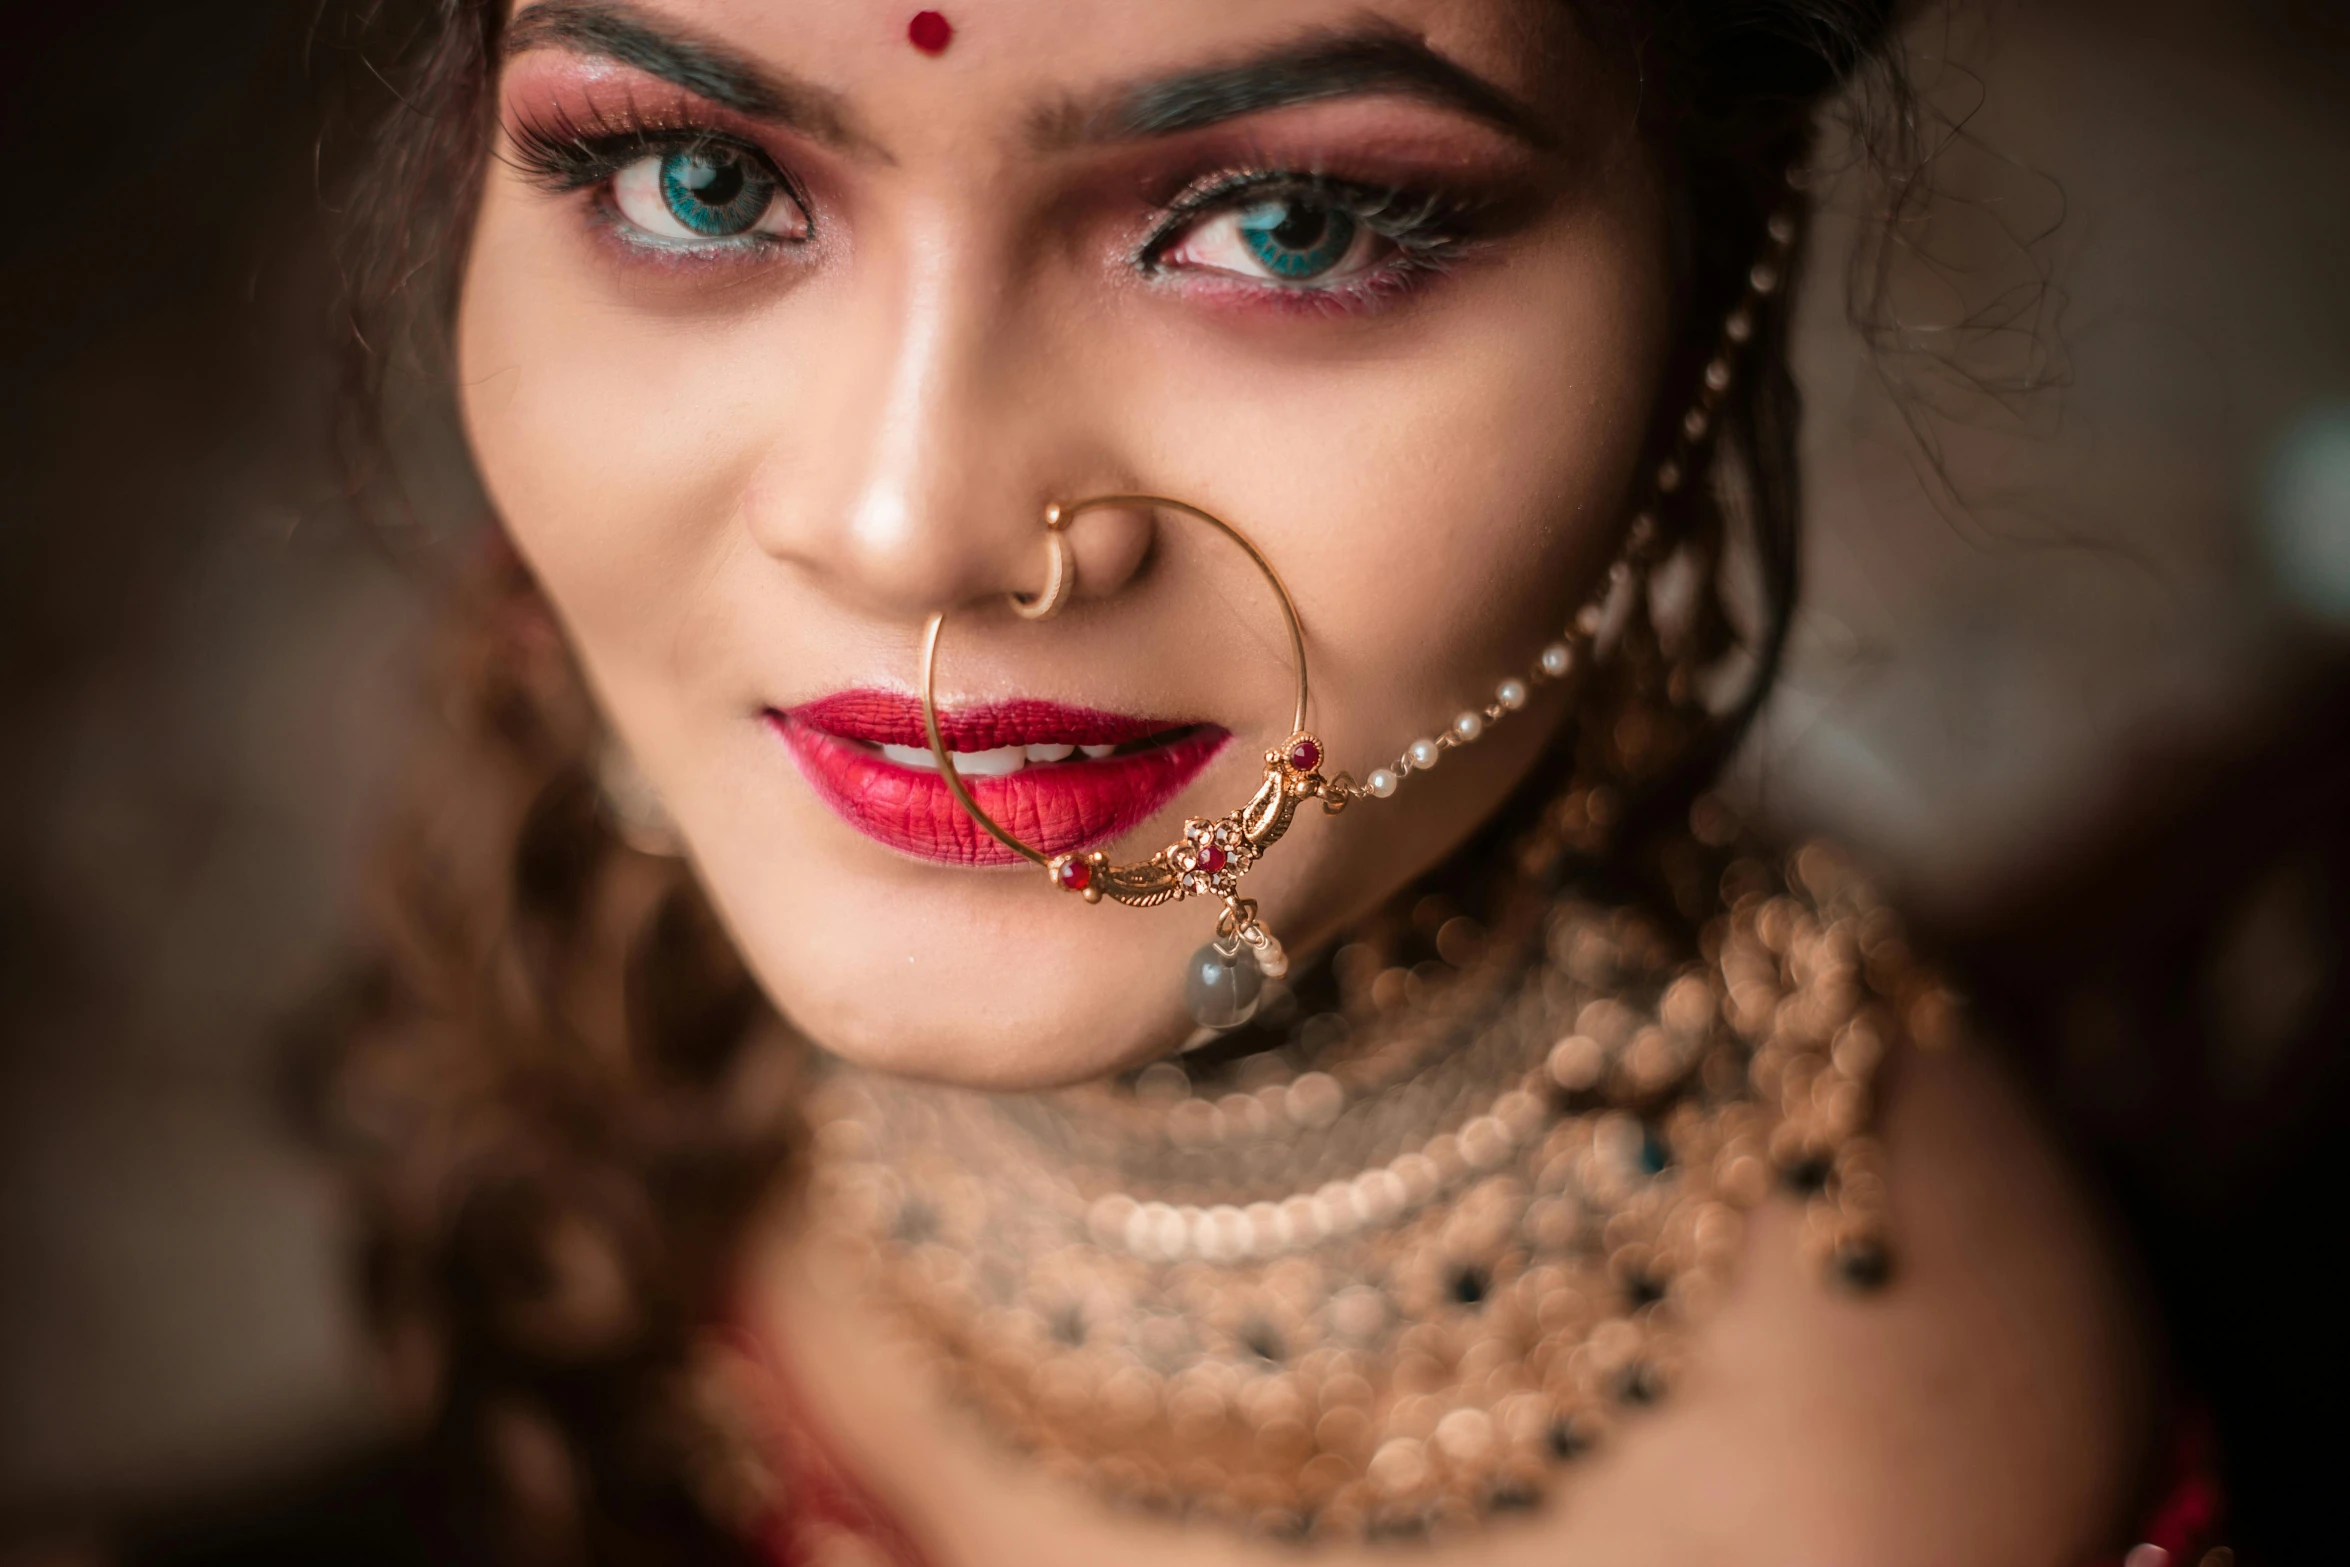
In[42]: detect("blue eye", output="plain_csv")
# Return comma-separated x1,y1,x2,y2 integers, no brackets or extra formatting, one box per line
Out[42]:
1158,185,1393,288
609,143,809,245
1234,198,1361,280
659,148,772,236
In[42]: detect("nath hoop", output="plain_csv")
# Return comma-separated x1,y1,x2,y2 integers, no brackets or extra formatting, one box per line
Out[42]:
918,495,1346,1022
902,198,1805,1030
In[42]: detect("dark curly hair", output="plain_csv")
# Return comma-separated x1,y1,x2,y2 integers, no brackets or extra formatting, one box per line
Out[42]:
314,3,1919,1560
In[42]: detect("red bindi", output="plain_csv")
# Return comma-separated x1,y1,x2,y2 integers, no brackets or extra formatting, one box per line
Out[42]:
907,11,952,54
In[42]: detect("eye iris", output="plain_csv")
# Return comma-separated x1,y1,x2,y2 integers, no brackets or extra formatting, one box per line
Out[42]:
1237,199,1357,280
658,148,775,237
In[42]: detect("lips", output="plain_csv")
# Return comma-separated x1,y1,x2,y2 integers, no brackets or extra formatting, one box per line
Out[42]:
770,691,1230,865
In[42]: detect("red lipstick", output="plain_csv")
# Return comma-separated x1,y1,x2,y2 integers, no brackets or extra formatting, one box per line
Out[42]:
770,691,1229,865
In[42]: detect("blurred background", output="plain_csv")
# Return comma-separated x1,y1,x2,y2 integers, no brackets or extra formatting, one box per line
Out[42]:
2,0,2346,1559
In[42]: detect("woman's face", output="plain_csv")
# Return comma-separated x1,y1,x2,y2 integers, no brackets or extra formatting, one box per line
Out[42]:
460,0,1673,1087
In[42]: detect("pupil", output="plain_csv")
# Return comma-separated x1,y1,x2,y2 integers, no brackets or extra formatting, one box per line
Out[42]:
1237,197,1357,280
680,154,743,207
1267,203,1330,252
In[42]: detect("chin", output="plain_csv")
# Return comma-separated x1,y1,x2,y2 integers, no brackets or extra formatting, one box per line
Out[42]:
766,962,1195,1091
707,874,1213,1092
792,999,1176,1092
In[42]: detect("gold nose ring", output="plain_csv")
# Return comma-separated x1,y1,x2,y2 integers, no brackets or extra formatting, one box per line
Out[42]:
1007,502,1076,621
917,495,1343,1020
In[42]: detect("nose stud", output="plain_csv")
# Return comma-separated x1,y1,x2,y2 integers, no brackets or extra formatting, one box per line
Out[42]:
1007,502,1075,621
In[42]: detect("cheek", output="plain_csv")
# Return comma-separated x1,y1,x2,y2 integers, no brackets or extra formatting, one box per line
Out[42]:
1129,220,1671,727
454,182,775,681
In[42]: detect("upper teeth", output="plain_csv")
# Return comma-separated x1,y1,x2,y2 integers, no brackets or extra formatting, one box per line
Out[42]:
877,742,1101,775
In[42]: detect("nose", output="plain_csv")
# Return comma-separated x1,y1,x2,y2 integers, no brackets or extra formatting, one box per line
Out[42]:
740,228,1152,624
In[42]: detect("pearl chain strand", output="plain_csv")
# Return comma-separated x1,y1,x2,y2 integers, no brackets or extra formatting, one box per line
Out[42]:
1335,205,1799,806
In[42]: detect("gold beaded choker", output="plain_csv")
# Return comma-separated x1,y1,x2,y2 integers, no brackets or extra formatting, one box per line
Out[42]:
807,839,1938,1542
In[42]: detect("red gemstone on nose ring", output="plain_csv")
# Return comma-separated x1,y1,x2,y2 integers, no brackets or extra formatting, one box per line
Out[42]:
907,11,952,52
1287,737,1322,773
1195,842,1229,875
1054,857,1092,892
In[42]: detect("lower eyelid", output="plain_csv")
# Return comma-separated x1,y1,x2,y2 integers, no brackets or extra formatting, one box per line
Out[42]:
586,179,812,253
1154,221,1453,285
1171,273,1440,321
585,200,796,265
1149,252,1457,319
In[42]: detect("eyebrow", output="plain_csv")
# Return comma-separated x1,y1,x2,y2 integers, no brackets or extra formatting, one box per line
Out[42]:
1042,22,1554,150
502,4,1547,162
503,0,872,153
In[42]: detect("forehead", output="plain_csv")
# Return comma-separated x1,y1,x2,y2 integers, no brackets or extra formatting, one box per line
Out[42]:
501,0,1581,157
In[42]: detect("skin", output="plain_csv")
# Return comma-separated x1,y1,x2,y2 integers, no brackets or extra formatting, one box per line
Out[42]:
461,0,1660,1086
457,1,2155,1559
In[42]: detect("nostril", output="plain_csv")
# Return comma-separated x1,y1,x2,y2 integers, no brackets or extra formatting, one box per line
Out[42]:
1062,501,1158,603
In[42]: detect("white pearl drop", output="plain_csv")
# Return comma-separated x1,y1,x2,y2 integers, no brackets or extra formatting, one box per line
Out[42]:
1408,738,1442,771
1750,262,1781,295
1367,768,1400,798
1539,643,1572,677
1454,711,1485,742
1496,679,1528,711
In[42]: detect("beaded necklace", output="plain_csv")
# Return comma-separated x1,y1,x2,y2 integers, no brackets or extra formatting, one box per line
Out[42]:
804,836,1940,1542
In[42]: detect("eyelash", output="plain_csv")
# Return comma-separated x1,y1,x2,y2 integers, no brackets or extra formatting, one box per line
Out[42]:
505,107,1487,305
506,107,811,252
1137,169,1485,306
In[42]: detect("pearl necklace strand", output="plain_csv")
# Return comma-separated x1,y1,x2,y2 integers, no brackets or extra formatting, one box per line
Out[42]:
1337,206,1799,806
807,836,1922,1544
